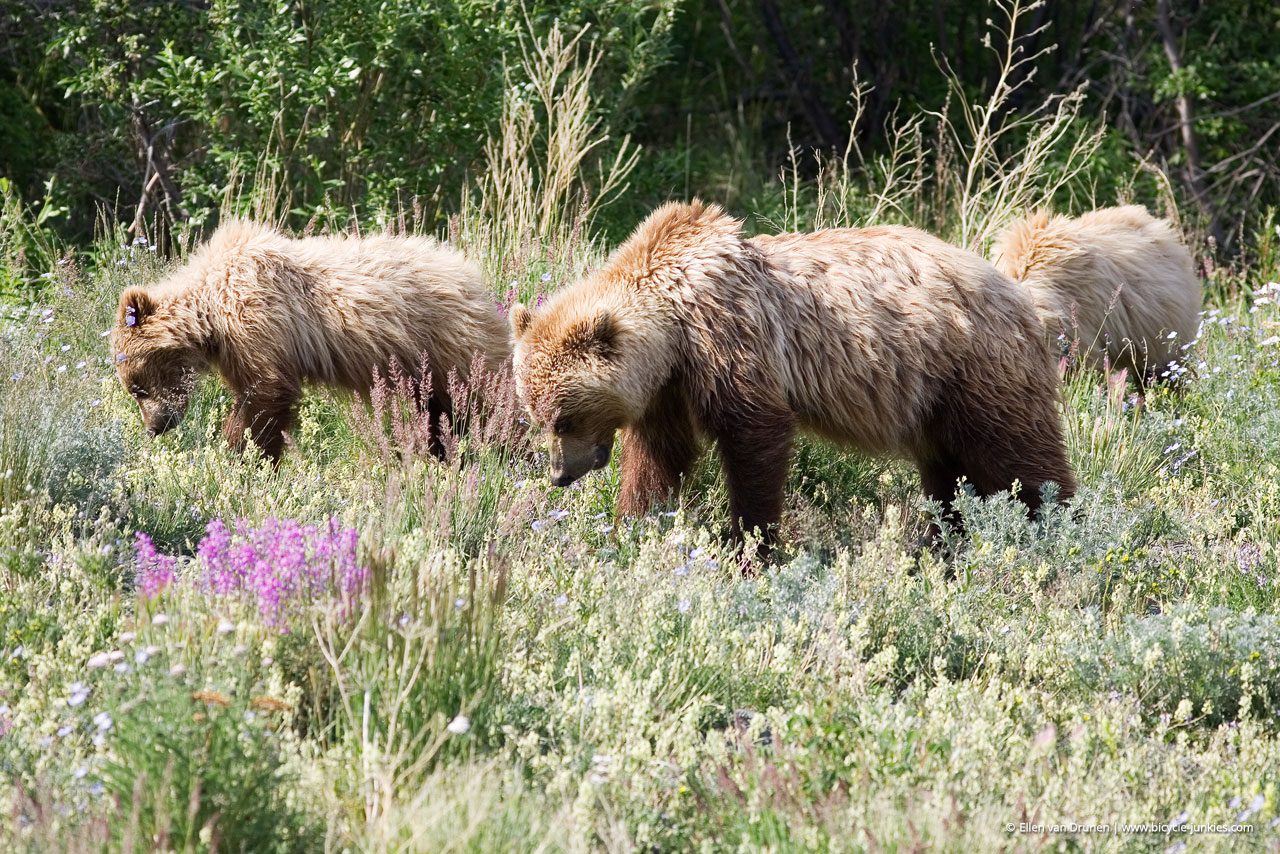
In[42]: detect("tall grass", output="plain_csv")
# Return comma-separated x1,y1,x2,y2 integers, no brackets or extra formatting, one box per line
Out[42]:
461,21,639,290
790,0,1108,252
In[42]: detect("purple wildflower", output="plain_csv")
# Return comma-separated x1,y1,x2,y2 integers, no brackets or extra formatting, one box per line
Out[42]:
200,517,368,629
133,532,176,598
132,518,368,629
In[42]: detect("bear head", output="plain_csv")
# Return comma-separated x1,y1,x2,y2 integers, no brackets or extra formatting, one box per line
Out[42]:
110,286,207,437
510,298,639,487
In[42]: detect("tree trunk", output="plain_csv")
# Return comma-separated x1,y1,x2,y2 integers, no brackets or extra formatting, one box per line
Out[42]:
1154,0,1222,245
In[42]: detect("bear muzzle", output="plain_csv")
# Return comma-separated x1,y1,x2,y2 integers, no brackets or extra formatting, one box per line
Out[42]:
145,409,182,437
548,437,613,486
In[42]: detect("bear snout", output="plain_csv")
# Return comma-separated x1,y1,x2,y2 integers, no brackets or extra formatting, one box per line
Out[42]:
550,471,579,488
146,410,181,437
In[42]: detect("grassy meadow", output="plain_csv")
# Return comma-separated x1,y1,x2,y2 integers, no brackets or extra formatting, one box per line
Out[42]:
3,8,1280,853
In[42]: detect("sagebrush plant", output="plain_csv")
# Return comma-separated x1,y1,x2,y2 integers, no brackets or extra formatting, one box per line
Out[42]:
4,21,1280,854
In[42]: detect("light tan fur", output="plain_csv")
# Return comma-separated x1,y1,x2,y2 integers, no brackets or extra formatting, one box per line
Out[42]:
111,219,509,458
513,200,1075,547
992,205,1202,379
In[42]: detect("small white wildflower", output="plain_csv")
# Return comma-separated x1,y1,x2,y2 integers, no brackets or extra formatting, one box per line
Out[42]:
119,631,136,643
57,725,73,737
99,329,110,338
216,619,235,635
1238,794,1265,821
152,613,169,626
169,663,187,677
106,650,124,663
447,715,471,734
677,598,691,613
1260,335,1280,347
67,683,90,707
72,766,88,780
134,648,151,665
540,272,552,282
554,593,569,607
86,652,111,669
93,712,112,731
113,662,130,674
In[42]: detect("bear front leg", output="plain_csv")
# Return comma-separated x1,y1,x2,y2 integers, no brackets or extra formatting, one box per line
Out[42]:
618,382,700,517
426,391,453,462
222,381,300,464
916,451,966,541
713,406,795,552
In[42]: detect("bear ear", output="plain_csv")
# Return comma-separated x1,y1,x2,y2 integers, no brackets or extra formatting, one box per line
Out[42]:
568,311,618,356
510,302,533,338
118,287,156,330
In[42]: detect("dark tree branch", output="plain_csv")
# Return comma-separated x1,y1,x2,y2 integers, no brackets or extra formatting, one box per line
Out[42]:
1154,0,1222,244
759,0,844,152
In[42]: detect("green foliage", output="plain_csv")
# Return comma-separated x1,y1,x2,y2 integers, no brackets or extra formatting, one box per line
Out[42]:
6,0,681,235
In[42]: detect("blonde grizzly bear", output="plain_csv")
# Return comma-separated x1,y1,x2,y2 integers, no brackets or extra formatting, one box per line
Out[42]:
511,201,1076,549
111,219,510,461
992,205,1202,381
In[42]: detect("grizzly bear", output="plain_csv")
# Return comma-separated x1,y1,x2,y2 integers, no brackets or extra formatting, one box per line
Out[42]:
111,219,510,461
511,201,1076,549
992,205,1202,382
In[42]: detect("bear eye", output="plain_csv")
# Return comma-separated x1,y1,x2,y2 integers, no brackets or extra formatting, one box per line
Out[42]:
553,416,575,436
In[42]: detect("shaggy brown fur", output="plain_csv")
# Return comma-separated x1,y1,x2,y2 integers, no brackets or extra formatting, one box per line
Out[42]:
992,205,1202,381
111,220,510,461
511,200,1076,550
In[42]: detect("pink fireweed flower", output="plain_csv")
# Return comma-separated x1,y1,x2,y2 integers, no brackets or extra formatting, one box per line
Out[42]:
133,518,368,630
133,533,176,598
198,517,367,629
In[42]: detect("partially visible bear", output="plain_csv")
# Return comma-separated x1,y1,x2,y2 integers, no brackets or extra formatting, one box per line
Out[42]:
511,200,1076,550
111,220,510,461
992,205,1202,381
